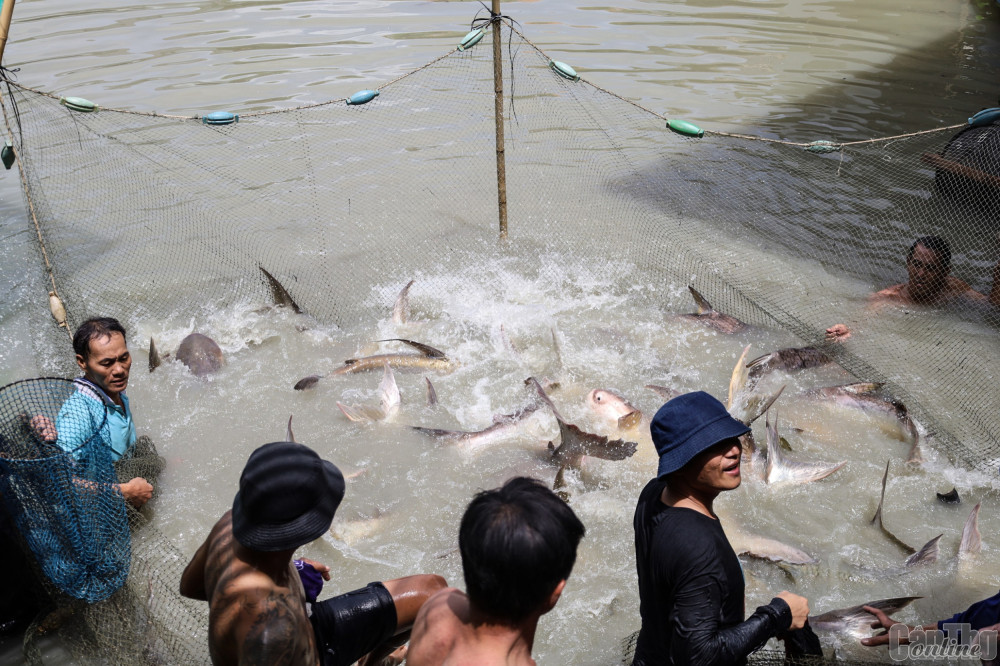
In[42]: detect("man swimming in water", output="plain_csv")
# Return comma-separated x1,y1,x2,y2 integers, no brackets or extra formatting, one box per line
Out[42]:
180,441,446,666
826,236,1000,341
632,391,809,666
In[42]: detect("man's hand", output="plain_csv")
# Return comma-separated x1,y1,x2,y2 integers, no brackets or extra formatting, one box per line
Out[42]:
118,477,153,507
825,324,851,342
29,415,57,442
297,557,331,581
860,605,904,647
777,591,809,630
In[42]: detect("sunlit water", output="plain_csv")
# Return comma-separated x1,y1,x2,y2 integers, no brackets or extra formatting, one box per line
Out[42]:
1,0,999,663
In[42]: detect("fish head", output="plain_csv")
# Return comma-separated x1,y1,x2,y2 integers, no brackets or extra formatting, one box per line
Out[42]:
586,389,640,429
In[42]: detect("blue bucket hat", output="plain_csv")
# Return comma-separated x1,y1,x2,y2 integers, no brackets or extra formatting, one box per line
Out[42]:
650,391,750,478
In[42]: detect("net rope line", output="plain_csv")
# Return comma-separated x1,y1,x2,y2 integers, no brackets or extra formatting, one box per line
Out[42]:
0,15,969,144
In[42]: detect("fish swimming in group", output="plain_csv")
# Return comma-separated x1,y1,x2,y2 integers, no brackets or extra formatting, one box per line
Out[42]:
681,286,749,335
337,363,401,422
764,411,845,486
294,338,456,390
809,596,922,636
806,383,921,463
149,333,224,377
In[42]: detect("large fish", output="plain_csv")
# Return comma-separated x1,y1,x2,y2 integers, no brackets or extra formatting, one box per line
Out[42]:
809,597,922,636
586,389,645,432
746,346,833,384
411,403,549,452
149,333,224,377
294,338,456,390
806,383,921,463
764,411,845,485
337,363,401,422
681,286,749,335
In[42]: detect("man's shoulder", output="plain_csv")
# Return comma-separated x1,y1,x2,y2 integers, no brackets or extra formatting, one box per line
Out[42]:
873,283,906,300
408,589,466,666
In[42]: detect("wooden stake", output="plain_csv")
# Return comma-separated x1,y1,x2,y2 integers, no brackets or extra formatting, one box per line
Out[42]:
0,0,16,67
492,0,508,240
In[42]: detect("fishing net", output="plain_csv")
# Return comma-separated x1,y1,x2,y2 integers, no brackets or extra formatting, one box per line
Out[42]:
1,16,998,664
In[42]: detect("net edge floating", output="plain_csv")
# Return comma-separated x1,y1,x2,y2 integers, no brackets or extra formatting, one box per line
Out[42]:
666,118,704,137
202,111,238,125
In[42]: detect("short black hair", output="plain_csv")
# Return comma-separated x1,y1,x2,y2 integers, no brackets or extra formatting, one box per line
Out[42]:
73,318,127,359
459,476,585,624
908,236,951,269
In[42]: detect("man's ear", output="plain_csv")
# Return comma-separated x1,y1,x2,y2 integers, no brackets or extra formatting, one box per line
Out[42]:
542,579,567,614
76,354,87,373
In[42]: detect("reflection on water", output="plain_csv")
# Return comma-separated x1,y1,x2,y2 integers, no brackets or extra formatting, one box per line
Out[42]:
1,0,1000,663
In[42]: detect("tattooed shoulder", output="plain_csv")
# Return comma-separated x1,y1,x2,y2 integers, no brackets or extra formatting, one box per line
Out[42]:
238,590,313,665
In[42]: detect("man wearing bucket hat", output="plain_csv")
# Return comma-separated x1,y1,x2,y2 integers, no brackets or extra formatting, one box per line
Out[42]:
631,391,809,666
180,441,446,666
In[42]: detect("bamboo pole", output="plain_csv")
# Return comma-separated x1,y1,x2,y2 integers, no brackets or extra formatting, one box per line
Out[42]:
491,0,508,240
0,0,16,66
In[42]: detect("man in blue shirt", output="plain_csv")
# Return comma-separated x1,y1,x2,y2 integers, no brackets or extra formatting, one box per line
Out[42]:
35,318,153,507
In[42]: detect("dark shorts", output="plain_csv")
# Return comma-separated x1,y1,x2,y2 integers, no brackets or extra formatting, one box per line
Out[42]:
310,581,397,666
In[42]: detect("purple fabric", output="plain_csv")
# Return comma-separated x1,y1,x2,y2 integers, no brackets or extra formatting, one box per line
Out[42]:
294,559,325,602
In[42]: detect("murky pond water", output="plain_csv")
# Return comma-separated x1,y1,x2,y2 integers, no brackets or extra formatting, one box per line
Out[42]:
1,0,999,663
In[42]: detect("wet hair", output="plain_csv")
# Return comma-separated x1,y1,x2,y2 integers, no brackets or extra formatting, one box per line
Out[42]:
459,476,585,624
907,236,951,269
73,318,127,359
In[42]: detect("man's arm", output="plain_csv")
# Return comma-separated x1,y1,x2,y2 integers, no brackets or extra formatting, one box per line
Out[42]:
233,588,312,666
860,606,937,647
404,588,461,666
180,537,211,601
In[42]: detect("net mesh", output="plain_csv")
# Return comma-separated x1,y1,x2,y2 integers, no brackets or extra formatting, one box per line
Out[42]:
1,20,998,664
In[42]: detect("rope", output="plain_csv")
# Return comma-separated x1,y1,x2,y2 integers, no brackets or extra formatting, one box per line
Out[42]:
0,78,72,342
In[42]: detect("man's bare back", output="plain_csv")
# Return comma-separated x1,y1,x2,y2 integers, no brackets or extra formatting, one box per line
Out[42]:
407,588,538,666
180,511,319,666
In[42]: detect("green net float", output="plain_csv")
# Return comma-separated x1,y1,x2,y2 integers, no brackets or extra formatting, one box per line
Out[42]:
1,139,13,170
666,119,704,138
346,90,379,106
60,97,98,113
804,140,841,154
549,60,579,82
202,111,239,125
458,28,486,51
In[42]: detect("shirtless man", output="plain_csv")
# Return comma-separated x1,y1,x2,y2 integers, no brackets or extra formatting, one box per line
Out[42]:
180,441,446,666
826,236,1000,341
406,477,585,666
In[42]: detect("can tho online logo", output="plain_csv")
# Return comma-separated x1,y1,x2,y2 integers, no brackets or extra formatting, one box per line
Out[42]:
889,623,998,662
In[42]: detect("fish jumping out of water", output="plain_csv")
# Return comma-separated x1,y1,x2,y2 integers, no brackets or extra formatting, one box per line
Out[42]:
746,346,834,385
149,333,224,377
806,383,921,463
764,411,845,486
294,338,456,390
681,286,749,335
411,403,548,453
337,363,402,423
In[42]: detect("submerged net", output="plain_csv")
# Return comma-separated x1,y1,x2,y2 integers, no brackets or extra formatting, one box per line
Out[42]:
1,18,998,664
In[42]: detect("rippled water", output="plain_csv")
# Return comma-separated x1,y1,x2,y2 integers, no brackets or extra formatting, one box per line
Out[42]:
1,0,999,663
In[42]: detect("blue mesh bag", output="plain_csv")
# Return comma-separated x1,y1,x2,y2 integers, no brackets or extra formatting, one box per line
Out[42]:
0,377,130,603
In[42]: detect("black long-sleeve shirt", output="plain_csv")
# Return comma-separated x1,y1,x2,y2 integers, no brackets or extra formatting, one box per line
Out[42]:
632,477,792,666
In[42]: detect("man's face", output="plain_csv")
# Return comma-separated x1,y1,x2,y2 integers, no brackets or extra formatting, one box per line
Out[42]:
906,243,949,302
683,436,743,493
76,332,131,398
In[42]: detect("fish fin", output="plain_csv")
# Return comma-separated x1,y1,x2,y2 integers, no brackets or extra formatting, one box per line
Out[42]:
959,502,982,558
811,597,922,631
149,337,161,373
392,279,414,325
728,346,750,409
688,285,713,314
618,410,643,431
737,544,817,565
337,402,381,423
905,434,923,465
936,487,960,504
645,384,680,401
294,375,322,391
260,266,302,313
286,415,295,442
742,385,786,426
778,435,794,452
375,338,447,358
905,534,941,567
554,418,637,462
871,460,916,554
378,362,400,416
525,376,566,422
500,324,523,363
746,352,771,370
425,377,438,407
766,411,845,484
841,382,883,395
553,465,567,490
551,327,563,370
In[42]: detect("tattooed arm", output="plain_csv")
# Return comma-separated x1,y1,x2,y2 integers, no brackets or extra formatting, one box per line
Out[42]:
233,589,315,666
